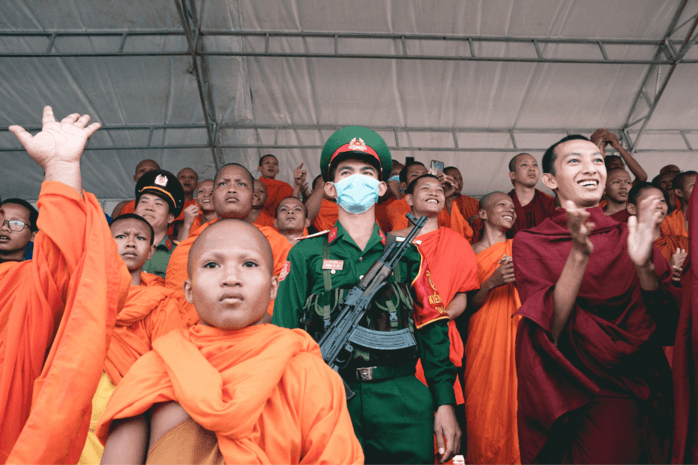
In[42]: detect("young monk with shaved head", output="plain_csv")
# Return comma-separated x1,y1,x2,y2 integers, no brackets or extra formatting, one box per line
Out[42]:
111,159,160,218
246,178,275,227
164,163,292,324
169,167,200,237
177,179,216,242
98,220,363,464
513,134,679,463
275,196,310,246
661,171,697,240
507,152,555,235
465,191,522,464
602,168,632,222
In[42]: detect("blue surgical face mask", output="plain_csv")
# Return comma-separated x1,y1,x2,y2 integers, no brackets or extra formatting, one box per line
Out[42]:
333,174,381,214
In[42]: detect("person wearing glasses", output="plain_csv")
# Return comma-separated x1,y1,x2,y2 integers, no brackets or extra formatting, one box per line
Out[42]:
0,199,38,263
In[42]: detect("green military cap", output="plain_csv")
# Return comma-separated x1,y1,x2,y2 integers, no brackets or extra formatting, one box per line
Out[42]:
320,126,392,182
135,169,185,217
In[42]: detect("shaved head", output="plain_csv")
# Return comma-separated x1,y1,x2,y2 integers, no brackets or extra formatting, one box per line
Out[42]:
134,159,160,182
214,163,254,186
187,219,273,279
479,191,508,211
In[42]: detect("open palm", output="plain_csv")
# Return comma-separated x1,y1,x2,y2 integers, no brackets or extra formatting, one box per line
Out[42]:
627,197,663,267
8,106,100,169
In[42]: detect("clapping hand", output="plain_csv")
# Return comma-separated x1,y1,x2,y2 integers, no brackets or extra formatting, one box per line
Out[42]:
627,196,663,268
565,201,595,256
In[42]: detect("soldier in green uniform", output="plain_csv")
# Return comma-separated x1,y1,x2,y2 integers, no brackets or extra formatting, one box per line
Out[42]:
272,126,460,464
134,169,184,278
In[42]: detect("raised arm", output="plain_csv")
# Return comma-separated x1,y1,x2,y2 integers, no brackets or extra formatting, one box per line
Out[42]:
9,106,101,195
627,196,664,291
591,128,647,182
304,181,325,226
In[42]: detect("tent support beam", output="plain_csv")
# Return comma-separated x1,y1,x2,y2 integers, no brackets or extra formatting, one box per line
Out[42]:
175,0,221,170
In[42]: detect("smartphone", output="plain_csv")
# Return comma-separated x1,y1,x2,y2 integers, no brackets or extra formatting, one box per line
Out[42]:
431,160,444,176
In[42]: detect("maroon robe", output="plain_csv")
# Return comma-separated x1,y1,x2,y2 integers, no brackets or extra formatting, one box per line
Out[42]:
609,208,630,223
672,185,698,463
508,189,555,235
513,207,679,464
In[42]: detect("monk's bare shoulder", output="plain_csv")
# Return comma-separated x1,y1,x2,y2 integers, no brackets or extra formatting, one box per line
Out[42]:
471,240,487,254
111,199,131,218
148,401,192,453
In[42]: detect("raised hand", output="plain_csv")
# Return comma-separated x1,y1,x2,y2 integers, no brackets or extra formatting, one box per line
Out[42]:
441,174,457,198
183,203,200,226
487,259,516,288
293,162,306,186
627,196,663,267
9,106,100,170
670,248,687,282
565,201,595,256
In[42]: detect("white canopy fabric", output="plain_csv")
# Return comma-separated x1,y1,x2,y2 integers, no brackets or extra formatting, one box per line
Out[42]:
1,0,697,203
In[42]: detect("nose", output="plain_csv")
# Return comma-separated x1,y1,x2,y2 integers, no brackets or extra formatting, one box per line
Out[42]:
221,264,242,287
580,157,597,174
0,220,10,233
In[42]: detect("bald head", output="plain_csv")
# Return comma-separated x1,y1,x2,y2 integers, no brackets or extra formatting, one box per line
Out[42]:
187,219,273,278
479,191,509,212
660,164,680,176
134,159,160,182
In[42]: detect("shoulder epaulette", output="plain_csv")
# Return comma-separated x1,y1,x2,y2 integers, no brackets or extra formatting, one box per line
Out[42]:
297,230,331,241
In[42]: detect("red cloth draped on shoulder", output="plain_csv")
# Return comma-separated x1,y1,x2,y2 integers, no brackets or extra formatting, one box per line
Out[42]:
507,189,555,234
312,199,338,232
661,208,688,238
165,219,291,323
455,195,480,220
513,207,678,463
103,273,186,386
96,324,363,464
414,228,479,404
672,186,698,464
259,177,293,218
253,211,275,228
0,182,131,464
375,196,395,232
609,208,630,223
464,239,521,465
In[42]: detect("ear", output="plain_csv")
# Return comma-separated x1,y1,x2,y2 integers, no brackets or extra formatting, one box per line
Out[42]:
508,171,516,182
478,208,487,220
304,217,311,228
167,213,175,225
627,203,637,215
133,174,138,183
377,181,387,197
273,218,278,228
405,193,414,207
257,166,263,174
31,231,38,241
400,182,407,192
183,279,194,304
541,173,558,191
324,181,337,200
269,275,279,301
675,188,684,200
147,244,156,260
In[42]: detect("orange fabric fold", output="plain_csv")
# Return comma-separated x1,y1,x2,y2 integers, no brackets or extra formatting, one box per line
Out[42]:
414,228,479,404
655,234,690,264
446,202,474,241
464,240,522,465
660,208,688,238
165,219,291,323
312,199,338,232
375,196,395,232
455,195,480,220
119,199,136,215
96,324,363,464
1,182,131,464
259,177,293,218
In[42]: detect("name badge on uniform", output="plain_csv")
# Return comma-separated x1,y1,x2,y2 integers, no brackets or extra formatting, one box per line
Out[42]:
322,259,344,271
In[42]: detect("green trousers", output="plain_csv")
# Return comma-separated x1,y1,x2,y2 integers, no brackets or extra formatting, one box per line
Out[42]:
347,375,435,464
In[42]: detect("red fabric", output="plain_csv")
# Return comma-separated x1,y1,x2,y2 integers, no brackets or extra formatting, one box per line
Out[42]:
120,199,136,215
609,208,630,223
375,196,395,232
454,195,480,220
259,177,293,218
96,325,363,464
672,185,698,464
253,211,275,228
312,199,338,232
0,182,131,464
512,207,678,463
508,189,555,235
414,228,479,404
103,273,186,386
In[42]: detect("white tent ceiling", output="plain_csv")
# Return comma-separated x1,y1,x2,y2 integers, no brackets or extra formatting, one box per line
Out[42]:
1,0,697,202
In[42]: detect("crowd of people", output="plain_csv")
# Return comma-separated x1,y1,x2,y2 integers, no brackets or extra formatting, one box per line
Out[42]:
0,107,696,464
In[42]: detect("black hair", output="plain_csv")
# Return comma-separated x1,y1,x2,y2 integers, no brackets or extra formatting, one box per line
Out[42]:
672,171,698,193
110,213,155,245
259,154,278,166
628,182,659,206
214,163,255,186
542,135,591,175
1,198,39,231
399,161,426,184
508,153,531,172
327,153,382,182
604,154,623,169
405,174,440,195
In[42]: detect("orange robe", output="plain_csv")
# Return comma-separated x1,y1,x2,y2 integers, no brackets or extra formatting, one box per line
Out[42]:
253,210,276,228
414,228,480,404
259,177,293,218
165,218,292,323
119,199,136,215
387,198,473,240
312,198,338,232
660,208,688,238
96,324,363,464
655,234,690,264
464,240,522,465
454,195,480,220
168,199,198,236
376,196,396,232
0,182,131,464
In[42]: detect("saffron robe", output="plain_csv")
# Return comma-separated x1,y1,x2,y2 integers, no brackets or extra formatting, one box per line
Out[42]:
259,177,293,218
655,235,690,265
464,239,522,465
164,218,291,323
414,228,480,404
387,198,465,235
508,188,555,235
0,182,131,464
661,208,688,239
96,324,364,464
375,196,396,233
454,195,480,220
119,199,136,216
312,199,338,232
253,210,275,228
672,185,698,464
513,207,678,463
80,273,186,464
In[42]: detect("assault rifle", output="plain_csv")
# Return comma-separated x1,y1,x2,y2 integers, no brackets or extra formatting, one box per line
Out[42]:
317,212,428,400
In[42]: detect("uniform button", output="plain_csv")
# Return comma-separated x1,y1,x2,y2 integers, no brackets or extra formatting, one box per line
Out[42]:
359,257,363,262
359,275,364,280
331,270,336,274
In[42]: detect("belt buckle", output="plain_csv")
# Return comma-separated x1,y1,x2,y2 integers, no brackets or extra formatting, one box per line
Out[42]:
356,366,377,381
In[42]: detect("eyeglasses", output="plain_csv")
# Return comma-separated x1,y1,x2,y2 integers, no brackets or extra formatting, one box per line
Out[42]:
1,219,28,232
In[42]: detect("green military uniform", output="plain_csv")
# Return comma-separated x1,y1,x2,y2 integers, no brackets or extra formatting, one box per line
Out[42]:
272,126,456,464
142,235,176,279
